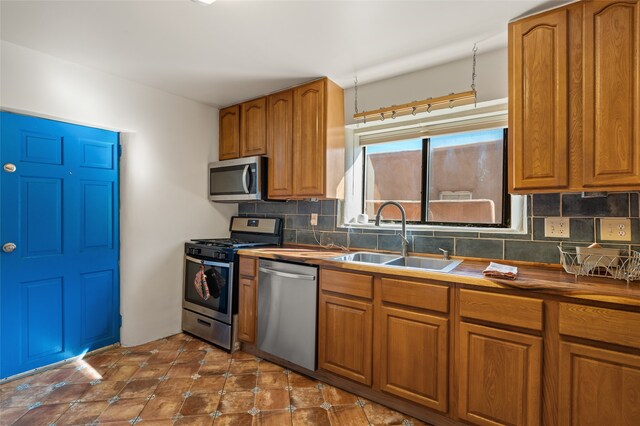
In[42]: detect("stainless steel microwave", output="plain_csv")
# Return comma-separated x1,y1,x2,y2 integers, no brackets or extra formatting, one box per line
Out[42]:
208,156,266,202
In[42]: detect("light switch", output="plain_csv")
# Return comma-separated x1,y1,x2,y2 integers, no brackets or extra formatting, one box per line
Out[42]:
600,218,631,241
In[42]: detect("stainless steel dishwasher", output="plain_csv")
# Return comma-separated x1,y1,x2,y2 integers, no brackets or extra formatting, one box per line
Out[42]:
257,259,318,371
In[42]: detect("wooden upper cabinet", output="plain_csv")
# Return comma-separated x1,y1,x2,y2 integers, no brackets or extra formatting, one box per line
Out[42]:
267,90,294,198
290,78,345,199
219,105,240,160
294,80,326,196
509,7,569,191
559,342,640,425
582,0,640,188
379,307,448,412
241,97,268,157
458,322,542,426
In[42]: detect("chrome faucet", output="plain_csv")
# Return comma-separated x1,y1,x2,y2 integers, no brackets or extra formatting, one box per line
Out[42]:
374,201,409,257
439,248,450,260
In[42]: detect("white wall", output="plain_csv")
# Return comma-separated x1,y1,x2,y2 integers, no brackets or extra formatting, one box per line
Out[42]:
344,48,508,125
0,41,237,346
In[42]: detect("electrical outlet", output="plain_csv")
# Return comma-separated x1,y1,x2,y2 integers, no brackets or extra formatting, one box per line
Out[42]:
310,213,318,226
544,217,570,238
600,218,631,241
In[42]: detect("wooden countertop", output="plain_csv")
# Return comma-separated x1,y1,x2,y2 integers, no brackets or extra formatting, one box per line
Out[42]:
237,247,640,309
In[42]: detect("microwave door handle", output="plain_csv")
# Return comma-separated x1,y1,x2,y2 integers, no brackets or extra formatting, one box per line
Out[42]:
242,165,251,194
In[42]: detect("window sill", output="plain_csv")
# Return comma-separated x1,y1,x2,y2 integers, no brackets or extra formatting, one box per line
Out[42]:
337,221,528,235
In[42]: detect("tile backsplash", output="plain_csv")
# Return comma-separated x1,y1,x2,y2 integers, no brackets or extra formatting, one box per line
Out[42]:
239,192,639,264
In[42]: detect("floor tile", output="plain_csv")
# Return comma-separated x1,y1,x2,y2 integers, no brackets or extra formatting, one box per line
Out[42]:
167,363,200,378
11,403,68,426
255,389,290,411
290,387,324,409
117,379,159,399
66,365,108,383
175,350,207,364
254,409,291,426
292,407,331,426
79,380,126,401
288,372,318,388
217,391,255,414
175,415,214,426
362,400,407,425
228,360,258,375
231,352,255,361
257,361,285,373
54,400,108,425
327,405,369,425
183,339,212,351
180,393,220,416
130,363,170,380
96,397,147,423
138,396,183,420
147,350,181,364
83,352,122,368
199,360,231,376
322,385,358,406
190,375,227,394
101,365,140,382
213,412,254,425
41,383,90,404
28,368,74,386
154,377,194,397
257,372,288,389
0,385,52,408
0,406,29,426
116,351,152,365
224,374,257,392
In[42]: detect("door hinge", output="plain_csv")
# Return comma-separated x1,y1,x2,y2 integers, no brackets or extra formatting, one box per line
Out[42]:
118,145,123,157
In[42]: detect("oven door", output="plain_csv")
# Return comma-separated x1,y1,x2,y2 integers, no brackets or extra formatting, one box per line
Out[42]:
183,255,233,324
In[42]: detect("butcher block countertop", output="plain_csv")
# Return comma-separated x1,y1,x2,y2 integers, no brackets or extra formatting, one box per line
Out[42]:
238,246,640,308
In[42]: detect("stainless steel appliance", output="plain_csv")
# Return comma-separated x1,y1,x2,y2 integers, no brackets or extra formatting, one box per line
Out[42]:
257,259,318,371
182,216,282,350
208,156,266,202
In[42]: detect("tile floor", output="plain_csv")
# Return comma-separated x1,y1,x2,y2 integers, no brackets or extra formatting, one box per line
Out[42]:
0,333,432,425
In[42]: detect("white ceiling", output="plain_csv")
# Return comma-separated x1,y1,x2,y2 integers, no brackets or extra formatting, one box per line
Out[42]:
1,0,569,108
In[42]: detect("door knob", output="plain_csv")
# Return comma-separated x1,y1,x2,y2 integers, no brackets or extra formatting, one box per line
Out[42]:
2,243,16,253
3,163,16,173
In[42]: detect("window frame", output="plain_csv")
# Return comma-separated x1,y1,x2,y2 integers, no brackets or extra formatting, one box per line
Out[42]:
361,127,510,228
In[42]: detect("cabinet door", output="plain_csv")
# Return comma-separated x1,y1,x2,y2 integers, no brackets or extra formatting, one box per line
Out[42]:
458,322,542,426
267,91,293,198
241,97,267,157
293,79,326,197
559,342,640,426
318,293,373,385
238,277,256,343
219,105,240,160
379,307,448,412
583,0,640,188
509,8,569,191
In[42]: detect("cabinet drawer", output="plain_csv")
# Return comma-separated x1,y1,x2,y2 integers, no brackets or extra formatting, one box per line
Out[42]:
320,269,373,299
381,278,449,313
459,289,543,331
239,256,257,278
559,303,640,348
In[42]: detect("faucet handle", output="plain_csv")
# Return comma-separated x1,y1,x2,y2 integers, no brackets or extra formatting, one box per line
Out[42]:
438,248,450,260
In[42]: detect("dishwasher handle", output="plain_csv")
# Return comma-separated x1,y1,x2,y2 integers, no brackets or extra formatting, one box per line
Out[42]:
258,267,316,281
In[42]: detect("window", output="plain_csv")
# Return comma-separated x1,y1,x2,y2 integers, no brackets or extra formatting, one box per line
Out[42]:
362,128,509,227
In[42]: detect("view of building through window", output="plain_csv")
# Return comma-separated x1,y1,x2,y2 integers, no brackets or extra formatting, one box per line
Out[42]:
363,128,507,226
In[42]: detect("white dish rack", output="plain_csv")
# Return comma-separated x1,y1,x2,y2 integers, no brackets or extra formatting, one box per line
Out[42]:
558,245,640,284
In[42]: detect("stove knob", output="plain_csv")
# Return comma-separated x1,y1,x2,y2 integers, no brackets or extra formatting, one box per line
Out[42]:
218,253,226,260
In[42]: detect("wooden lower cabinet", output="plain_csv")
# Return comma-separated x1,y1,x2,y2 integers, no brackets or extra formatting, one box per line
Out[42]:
559,341,640,425
379,306,448,412
458,322,542,426
237,277,257,343
318,293,373,385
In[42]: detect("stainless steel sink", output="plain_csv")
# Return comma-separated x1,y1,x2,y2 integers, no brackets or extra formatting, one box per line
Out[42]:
330,252,401,265
385,256,463,272
330,252,463,272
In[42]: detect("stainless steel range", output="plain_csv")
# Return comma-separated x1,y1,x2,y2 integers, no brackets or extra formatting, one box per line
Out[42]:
182,216,282,350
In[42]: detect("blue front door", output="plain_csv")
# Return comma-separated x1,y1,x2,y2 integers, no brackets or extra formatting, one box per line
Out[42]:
0,112,120,379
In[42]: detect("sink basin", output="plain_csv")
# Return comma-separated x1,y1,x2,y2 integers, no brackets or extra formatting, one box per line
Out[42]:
385,256,463,272
330,252,401,265
330,252,463,273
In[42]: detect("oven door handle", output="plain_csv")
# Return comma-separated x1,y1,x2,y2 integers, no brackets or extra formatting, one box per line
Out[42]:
185,255,230,269
242,165,251,194
258,267,316,281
